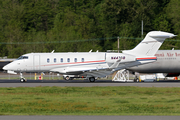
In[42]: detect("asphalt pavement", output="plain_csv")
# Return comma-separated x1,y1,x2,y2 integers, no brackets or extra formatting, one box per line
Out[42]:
0,79,180,87
0,115,179,120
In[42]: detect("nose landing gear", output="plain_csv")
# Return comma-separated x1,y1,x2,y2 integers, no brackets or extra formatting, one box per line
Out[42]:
20,73,27,83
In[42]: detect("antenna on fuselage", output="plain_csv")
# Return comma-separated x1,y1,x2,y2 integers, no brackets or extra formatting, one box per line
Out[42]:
89,49,92,53
51,50,55,53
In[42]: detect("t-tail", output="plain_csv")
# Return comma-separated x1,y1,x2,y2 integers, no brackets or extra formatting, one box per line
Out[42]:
122,31,176,57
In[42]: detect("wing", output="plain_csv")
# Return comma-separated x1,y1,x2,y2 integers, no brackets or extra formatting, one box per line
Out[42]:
50,66,111,77
50,56,156,78
50,58,121,78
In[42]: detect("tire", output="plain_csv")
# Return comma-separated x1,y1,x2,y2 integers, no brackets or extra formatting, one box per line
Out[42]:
20,78,25,83
134,76,138,82
64,76,70,81
89,77,95,82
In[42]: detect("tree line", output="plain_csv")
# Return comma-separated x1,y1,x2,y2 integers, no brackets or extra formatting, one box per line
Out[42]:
0,0,180,58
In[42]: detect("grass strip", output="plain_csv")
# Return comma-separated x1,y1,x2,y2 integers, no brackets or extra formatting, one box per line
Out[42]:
0,86,180,115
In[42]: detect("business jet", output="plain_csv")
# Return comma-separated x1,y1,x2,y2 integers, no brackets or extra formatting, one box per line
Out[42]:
3,31,176,82
128,50,180,77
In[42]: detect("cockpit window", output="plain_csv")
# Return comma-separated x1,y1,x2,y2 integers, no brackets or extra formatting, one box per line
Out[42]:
23,56,28,59
17,56,28,60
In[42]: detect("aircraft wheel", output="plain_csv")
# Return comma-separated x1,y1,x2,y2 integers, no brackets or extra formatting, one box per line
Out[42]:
64,76,70,81
20,78,26,83
134,76,139,82
89,77,95,82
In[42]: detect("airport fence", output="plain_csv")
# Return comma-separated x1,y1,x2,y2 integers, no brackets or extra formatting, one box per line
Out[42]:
0,72,63,80
0,72,114,80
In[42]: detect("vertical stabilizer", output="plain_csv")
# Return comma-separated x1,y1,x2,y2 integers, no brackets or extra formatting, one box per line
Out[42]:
122,31,176,56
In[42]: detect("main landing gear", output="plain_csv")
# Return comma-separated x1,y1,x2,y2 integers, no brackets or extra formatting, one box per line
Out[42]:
20,73,27,83
64,76,74,81
89,77,96,82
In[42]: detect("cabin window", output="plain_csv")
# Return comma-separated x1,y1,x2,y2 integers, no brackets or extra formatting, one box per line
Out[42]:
47,58,50,63
54,58,56,63
61,58,63,63
74,58,77,62
82,58,84,62
67,58,70,62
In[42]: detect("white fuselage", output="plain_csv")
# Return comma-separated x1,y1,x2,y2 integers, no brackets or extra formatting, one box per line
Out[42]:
128,50,180,73
7,52,107,73
3,52,155,77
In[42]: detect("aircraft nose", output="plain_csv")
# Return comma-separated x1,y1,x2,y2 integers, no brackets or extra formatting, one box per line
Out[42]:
3,65,8,70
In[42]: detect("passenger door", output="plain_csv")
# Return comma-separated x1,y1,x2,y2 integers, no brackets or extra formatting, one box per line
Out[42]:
34,55,40,71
